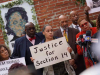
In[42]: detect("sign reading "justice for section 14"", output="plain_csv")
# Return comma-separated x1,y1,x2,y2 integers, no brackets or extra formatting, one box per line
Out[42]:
30,37,71,69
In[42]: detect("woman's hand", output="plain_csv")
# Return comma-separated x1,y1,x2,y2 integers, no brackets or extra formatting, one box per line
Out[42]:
30,57,34,62
67,47,72,53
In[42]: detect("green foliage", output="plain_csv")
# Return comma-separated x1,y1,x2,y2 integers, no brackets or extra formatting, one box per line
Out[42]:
0,0,40,45
0,10,9,45
31,7,40,33
75,0,86,6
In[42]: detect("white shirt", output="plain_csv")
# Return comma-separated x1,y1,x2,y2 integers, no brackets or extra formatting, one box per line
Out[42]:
71,23,81,32
26,34,35,45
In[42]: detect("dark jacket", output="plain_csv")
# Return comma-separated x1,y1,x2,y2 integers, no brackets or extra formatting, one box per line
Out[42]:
12,32,45,75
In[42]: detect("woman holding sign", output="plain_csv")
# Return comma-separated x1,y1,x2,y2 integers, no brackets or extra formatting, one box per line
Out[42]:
0,45,11,61
31,25,75,75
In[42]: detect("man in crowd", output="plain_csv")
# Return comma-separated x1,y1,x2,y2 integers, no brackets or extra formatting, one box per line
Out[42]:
76,17,97,68
54,15,80,75
69,6,94,32
12,22,45,75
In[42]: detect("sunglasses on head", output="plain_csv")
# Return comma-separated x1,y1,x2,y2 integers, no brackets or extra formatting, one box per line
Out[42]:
80,22,88,27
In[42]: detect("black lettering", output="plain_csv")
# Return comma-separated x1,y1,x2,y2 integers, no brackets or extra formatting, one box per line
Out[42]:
61,53,64,58
55,56,58,60
64,52,68,57
59,41,63,45
51,57,54,61
48,57,51,62
1,62,5,65
46,51,49,56
44,46,47,50
45,58,48,62
36,61,40,66
34,47,38,53
39,48,43,52
40,61,43,64
54,43,58,47
43,60,46,63
51,43,53,48
48,44,50,49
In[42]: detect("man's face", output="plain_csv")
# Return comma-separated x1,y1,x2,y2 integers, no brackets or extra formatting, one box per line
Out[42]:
60,17,68,30
70,11,79,24
79,19,90,31
25,24,36,38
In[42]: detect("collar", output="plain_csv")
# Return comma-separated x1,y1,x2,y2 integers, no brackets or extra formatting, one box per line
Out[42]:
26,34,36,40
72,23,79,28
60,27,68,32
26,34,30,40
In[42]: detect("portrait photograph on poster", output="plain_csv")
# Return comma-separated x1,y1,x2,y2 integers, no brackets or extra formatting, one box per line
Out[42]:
86,0,100,13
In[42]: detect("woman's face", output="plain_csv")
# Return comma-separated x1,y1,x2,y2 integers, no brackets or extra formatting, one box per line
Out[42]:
43,26,54,40
0,47,9,61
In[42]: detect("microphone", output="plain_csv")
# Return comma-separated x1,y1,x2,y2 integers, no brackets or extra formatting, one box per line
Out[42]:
85,30,91,42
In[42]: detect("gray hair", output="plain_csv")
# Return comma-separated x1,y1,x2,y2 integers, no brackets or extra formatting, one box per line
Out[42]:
42,24,52,32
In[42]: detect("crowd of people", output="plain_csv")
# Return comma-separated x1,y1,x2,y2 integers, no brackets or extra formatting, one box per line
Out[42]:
0,6,100,75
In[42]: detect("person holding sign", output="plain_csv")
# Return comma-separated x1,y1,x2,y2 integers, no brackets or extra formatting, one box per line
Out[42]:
31,24,76,75
0,45,11,61
12,22,45,75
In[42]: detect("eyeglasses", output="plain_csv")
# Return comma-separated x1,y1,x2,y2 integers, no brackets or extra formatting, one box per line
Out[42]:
26,27,35,30
80,22,88,27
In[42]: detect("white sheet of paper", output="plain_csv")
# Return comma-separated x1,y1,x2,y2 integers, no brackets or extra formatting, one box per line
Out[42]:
86,0,100,14
30,37,71,69
0,57,26,75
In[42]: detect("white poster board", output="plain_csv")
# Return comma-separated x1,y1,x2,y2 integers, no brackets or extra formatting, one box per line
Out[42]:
0,57,26,75
86,0,100,13
30,37,71,69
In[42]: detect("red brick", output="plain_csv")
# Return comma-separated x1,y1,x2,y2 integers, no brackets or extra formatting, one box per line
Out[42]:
48,4,56,8
50,0,57,4
40,15,48,19
64,1,70,4
56,2,63,6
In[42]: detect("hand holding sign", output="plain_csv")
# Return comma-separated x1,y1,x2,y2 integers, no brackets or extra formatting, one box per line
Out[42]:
30,37,71,69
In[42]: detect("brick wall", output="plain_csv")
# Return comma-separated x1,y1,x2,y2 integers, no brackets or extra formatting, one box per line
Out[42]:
0,0,100,44
34,0,100,31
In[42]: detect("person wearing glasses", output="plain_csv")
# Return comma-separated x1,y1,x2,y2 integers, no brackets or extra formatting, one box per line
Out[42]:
69,6,94,32
76,17,97,68
0,45,11,61
76,17,97,55
12,22,45,75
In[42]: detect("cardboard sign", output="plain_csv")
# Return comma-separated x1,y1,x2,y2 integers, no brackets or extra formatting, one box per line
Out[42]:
30,37,71,69
0,57,26,75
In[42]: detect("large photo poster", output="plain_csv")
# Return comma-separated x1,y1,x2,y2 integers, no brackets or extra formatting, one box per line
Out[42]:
0,0,37,52
86,0,100,13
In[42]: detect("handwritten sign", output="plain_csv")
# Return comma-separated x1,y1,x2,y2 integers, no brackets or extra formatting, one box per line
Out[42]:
30,37,71,69
0,57,26,75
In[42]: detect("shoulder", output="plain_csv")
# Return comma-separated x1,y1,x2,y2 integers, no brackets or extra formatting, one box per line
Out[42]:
68,27,79,33
54,29,61,34
35,32,45,40
15,36,26,43
91,27,97,31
